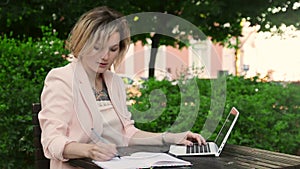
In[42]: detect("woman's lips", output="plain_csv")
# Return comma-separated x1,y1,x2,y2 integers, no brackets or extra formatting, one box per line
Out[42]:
98,62,108,68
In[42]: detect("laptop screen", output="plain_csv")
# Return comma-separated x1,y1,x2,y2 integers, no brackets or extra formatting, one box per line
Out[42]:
214,108,239,147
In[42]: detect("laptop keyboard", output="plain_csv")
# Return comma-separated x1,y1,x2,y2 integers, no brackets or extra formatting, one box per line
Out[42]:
186,143,211,154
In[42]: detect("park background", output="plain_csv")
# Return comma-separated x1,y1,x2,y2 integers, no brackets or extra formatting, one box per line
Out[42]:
0,1,300,168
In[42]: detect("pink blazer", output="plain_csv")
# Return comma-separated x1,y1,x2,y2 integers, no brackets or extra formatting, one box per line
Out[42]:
39,60,139,169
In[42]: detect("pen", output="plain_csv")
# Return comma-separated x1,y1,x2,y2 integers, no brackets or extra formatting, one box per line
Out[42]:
91,128,121,159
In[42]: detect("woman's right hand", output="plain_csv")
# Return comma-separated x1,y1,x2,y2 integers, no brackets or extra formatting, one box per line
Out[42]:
63,142,117,161
86,142,118,161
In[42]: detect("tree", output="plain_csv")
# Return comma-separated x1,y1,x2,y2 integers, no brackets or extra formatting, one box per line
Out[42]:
263,1,300,30
1,0,299,77
111,0,300,78
107,0,198,78
0,0,106,38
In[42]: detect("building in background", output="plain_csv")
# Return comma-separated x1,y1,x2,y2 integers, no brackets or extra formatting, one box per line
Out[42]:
115,40,224,80
115,25,300,82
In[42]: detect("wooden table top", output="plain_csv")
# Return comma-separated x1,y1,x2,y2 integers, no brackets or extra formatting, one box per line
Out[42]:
69,144,300,169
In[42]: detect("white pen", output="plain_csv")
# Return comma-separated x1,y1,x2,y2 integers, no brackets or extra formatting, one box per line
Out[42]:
91,128,121,159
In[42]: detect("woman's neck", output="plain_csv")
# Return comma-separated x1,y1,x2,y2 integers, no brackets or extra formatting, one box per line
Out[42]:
94,73,104,91
81,62,104,89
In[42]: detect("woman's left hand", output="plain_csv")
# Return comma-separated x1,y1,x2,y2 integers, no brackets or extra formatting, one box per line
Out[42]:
166,131,207,146
181,131,207,146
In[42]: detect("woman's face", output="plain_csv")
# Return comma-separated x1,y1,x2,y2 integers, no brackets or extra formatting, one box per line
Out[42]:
82,32,120,74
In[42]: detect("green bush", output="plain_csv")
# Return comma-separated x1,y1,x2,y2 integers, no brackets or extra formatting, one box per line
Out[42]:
129,77,214,133
225,76,300,155
129,76,300,156
0,27,299,169
0,26,68,169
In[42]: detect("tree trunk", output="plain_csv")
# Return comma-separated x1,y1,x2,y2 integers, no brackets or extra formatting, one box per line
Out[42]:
149,34,161,78
234,36,240,76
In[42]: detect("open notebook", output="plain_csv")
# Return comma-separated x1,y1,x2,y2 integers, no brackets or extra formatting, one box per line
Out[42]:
93,152,191,169
169,107,240,157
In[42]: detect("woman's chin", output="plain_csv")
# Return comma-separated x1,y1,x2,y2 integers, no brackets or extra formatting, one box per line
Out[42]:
96,68,108,74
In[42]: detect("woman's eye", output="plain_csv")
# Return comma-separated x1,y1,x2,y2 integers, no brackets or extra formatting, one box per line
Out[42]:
110,47,119,52
94,46,99,50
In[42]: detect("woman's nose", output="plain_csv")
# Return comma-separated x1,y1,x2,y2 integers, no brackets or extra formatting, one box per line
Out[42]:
100,50,109,60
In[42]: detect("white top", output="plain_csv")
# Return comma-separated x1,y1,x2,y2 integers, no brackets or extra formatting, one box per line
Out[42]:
96,100,125,146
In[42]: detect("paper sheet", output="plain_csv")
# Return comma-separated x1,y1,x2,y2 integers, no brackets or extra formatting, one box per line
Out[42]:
93,152,191,169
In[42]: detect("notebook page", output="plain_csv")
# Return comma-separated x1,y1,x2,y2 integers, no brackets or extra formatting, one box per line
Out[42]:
93,152,191,169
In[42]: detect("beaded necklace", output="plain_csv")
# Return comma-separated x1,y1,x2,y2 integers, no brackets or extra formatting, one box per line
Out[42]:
92,79,110,101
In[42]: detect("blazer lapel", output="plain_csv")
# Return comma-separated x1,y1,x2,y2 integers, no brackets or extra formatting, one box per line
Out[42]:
103,72,130,125
72,61,104,138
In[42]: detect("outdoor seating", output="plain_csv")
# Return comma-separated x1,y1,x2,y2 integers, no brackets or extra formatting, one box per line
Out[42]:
32,103,300,169
32,103,50,169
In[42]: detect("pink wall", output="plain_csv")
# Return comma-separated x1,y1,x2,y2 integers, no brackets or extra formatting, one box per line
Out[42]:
134,41,146,77
211,43,223,77
117,41,225,80
166,46,189,78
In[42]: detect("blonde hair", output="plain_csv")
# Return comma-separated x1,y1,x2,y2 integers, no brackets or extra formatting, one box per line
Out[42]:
66,6,130,68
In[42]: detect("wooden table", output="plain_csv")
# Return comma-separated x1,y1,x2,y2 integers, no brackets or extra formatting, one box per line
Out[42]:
69,144,300,169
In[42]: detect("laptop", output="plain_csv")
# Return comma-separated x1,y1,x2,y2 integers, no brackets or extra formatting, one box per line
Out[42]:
168,107,239,157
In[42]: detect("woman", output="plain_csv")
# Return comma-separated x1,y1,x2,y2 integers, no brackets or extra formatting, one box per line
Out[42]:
39,6,206,169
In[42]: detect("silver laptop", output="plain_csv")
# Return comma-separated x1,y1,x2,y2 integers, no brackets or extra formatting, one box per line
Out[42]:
169,107,239,157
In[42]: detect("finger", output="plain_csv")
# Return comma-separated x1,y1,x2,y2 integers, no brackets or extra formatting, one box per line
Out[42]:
101,144,118,156
91,144,117,160
187,132,206,145
193,134,206,145
181,139,193,146
199,135,207,145
185,131,198,141
191,134,201,143
92,151,113,161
